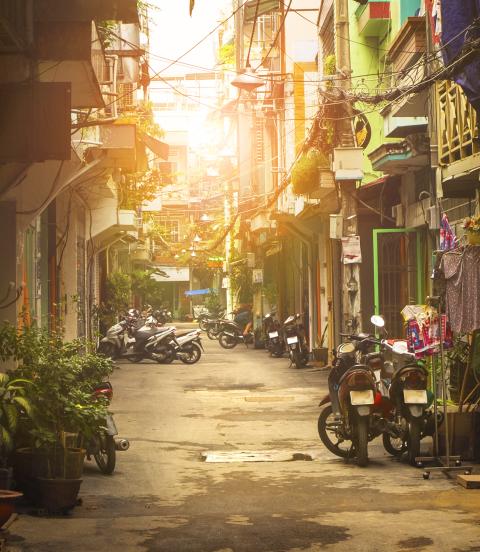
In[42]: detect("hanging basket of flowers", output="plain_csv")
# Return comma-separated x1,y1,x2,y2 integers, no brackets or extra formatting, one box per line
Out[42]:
463,215,480,245
291,148,331,196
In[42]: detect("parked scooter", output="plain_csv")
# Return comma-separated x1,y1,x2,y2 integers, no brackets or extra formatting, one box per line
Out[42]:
168,329,204,364
97,316,141,361
263,312,284,358
218,320,254,349
84,382,129,475
283,314,309,368
371,315,432,465
198,309,225,331
317,329,397,466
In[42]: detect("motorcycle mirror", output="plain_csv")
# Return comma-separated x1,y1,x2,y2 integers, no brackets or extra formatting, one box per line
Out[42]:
370,315,385,328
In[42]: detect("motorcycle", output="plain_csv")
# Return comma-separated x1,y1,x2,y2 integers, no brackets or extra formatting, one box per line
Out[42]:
218,320,253,349
84,382,130,475
318,331,395,467
97,315,141,361
133,325,180,363
154,307,172,324
283,314,309,368
371,315,432,465
263,312,284,358
170,329,204,364
198,309,225,331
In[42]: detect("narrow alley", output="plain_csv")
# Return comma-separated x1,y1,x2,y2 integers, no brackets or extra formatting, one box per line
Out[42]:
8,334,480,552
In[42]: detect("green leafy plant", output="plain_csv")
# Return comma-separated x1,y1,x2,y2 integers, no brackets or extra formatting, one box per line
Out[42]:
291,149,329,196
0,373,34,461
0,324,113,478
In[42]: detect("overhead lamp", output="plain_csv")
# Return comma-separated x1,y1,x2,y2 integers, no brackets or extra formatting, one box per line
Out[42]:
200,213,212,223
193,234,201,243
174,254,180,259
231,67,265,93
191,251,197,257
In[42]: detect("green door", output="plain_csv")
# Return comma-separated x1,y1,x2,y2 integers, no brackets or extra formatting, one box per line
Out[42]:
373,229,424,338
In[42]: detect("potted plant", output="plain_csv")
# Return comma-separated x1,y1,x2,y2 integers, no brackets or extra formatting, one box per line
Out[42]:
2,324,112,512
291,148,332,197
462,215,480,245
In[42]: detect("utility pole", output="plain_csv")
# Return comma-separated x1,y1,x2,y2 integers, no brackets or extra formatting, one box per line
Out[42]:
333,0,362,333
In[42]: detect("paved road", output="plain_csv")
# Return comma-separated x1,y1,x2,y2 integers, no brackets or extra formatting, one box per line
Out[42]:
8,329,480,551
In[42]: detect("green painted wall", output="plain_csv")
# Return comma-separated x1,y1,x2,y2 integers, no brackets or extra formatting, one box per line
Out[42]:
347,0,418,185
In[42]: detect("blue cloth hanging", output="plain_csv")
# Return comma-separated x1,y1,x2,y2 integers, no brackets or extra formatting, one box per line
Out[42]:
441,0,480,113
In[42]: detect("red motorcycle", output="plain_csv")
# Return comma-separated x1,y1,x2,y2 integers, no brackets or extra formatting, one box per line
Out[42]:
83,382,129,475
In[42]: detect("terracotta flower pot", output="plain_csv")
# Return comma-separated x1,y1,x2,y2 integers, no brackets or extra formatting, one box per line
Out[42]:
35,478,82,513
0,490,22,528
13,447,85,501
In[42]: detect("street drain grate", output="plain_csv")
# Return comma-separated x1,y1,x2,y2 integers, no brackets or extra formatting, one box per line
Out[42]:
201,450,316,462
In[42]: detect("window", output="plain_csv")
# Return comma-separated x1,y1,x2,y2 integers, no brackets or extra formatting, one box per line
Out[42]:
155,219,179,243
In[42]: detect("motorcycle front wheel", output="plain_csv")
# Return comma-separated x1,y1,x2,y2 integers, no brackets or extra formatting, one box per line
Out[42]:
218,332,238,349
207,328,219,340
317,405,352,459
199,319,209,331
354,416,369,467
180,344,202,364
94,434,116,475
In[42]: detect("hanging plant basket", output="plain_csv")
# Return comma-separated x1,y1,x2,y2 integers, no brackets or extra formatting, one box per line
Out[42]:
291,149,330,196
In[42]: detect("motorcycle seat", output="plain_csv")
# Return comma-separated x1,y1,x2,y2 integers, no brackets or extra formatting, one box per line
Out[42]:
175,331,195,338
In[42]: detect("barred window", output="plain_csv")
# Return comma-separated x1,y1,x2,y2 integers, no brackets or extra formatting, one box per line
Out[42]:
154,219,179,243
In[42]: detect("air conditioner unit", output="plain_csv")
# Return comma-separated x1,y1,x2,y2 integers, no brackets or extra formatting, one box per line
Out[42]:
329,214,343,239
391,204,404,227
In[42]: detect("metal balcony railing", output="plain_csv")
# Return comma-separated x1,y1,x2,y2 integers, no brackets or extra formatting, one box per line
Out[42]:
436,80,479,166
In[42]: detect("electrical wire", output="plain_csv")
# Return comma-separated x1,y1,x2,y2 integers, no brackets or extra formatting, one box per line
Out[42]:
88,0,251,116
16,161,64,215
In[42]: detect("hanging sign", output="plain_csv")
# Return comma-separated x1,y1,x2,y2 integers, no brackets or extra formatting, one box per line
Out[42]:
252,268,264,284
341,236,362,264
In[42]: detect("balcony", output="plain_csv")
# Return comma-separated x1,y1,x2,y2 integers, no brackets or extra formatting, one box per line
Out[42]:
368,134,429,175
36,22,106,108
355,1,390,37
388,16,426,74
437,80,479,166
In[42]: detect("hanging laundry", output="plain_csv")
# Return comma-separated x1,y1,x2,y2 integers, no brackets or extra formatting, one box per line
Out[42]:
439,213,458,251
441,0,480,114
440,246,480,334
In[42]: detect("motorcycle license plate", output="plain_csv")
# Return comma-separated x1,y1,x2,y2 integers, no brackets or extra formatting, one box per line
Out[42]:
350,390,374,405
403,389,427,404
269,331,278,338
287,336,298,345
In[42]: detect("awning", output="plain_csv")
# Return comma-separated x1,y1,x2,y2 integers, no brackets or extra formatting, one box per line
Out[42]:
185,288,213,297
244,0,280,21
140,133,169,161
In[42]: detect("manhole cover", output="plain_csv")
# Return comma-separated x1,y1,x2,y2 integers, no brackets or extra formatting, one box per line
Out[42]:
201,450,316,463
